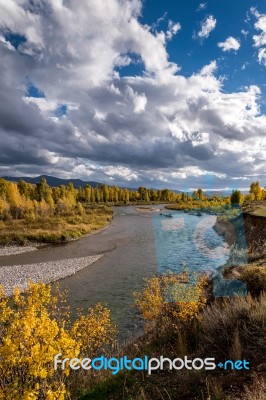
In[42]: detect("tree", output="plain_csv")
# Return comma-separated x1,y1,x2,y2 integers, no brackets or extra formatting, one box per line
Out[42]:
230,189,244,206
6,183,22,219
250,182,262,201
36,178,50,202
0,178,8,198
101,184,109,203
197,188,203,200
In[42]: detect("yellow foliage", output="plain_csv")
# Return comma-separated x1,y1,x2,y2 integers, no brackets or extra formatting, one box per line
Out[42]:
135,272,208,331
0,282,116,399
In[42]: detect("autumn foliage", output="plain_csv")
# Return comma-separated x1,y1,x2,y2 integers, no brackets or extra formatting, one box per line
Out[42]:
0,282,116,399
135,272,208,331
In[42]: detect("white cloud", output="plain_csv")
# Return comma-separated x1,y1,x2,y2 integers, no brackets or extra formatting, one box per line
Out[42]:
197,3,207,12
196,15,216,39
0,0,265,189
241,29,248,38
217,36,240,52
166,20,181,40
126,86,147,113
258,48,266,66
241,62,249,70
23,97,58,114
133,93,147,113
251,8,266,66
200,60,217,76
103,166,139,181
0,0,43,48
253,12,266,47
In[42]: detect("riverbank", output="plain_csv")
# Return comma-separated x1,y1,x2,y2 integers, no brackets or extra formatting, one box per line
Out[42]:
213,202,266,298
78,205,266,400
0,244,42,257
0,205,113,246
0,254,103,296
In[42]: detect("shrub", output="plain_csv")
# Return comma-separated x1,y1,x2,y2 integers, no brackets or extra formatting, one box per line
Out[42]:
241,266,266,297
135,272,208,331
0,282,116,399
198,293,266,360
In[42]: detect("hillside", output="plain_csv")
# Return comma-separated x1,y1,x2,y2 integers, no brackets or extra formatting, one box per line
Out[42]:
2,175,102,189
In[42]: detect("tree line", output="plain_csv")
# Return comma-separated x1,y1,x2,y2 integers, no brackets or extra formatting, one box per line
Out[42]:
0,178,184,220
230,182,266,205
0,177,265,220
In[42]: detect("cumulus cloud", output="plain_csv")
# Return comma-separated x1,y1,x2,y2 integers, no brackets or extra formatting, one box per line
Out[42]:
166,20,181,40
251,8,266,66
252,11,266,47
0,1,265,189
258,48,266,66
196,15,216,39
217,36,240,52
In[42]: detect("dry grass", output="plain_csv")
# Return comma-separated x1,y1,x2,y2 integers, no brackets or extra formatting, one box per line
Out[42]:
240,375,266,400
241,265,266,297
0,206,113,245
78,292,266,400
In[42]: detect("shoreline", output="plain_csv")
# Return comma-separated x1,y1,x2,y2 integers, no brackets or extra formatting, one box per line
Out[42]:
0,254,103,296
0,217,114,257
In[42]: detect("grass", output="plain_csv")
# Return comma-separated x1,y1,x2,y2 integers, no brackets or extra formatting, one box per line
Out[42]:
166,202,241,218
240,375,266,400
241,265,266,297
242,201,266,217
0,205,113,245
76,291,266,400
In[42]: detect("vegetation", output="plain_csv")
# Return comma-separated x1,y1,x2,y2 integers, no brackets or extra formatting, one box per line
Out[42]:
240,265,266,297
81,278,266,400
134,271,208,331
0,177,265,245
0,178,266,398
166,181,266,211
0,205,112,245
230,189,244,205
0,271,265,399
0,178,114,244
0,282,116,399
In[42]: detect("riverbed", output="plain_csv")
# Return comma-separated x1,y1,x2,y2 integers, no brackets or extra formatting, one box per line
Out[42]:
0,205,229,341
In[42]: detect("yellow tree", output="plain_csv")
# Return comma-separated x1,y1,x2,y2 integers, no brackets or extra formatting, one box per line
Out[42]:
250,182,263,201
6,183,22,219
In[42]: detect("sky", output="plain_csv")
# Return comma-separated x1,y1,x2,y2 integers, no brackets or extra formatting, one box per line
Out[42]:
0,0,266,191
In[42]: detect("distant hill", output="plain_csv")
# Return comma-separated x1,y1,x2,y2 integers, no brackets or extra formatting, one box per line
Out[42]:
1,175,182,193
2,175,102,189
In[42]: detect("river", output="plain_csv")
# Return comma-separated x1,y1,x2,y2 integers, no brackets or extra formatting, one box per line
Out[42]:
0,205,230,341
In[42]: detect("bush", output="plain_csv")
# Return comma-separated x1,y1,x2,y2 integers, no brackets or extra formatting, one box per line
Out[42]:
0,282,116,399
198,293,266,360
135,272,208,332
241,266,266,297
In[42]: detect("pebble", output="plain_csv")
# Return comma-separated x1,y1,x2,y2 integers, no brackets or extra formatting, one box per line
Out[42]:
0,255,103,296
0,245,40,257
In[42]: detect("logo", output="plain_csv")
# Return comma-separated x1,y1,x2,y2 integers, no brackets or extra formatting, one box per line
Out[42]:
54,354,250,375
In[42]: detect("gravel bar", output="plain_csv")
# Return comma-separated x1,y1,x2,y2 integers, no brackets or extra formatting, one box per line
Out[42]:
0,255,103,296
0,245,39,257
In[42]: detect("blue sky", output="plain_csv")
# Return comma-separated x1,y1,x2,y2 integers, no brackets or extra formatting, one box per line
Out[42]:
122,0,266,111
0,0,265,190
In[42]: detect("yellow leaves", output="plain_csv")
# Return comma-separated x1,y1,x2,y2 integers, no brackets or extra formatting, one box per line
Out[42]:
0,282,116,399
71,303,117,356
135,272,208,331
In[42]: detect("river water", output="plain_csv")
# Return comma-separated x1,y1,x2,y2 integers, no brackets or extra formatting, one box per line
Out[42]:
0,205,229,341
